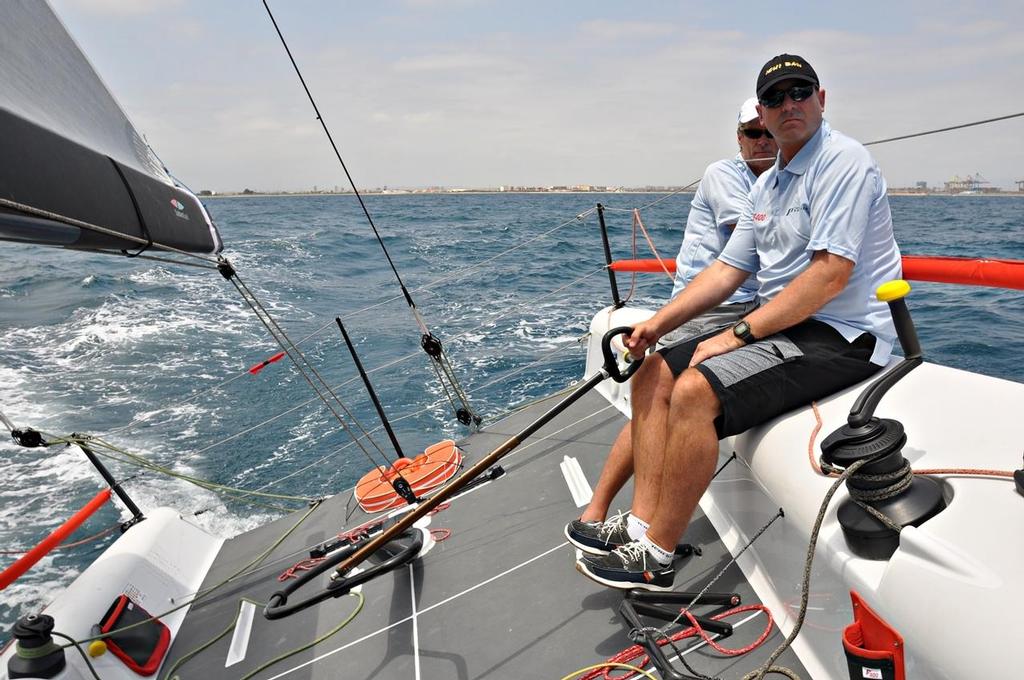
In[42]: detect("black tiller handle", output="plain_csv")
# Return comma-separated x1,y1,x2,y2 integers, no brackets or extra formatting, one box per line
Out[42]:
602,326,643,383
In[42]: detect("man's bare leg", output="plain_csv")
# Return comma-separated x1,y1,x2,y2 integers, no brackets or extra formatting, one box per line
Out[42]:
627,354,678,525
643,368,722,553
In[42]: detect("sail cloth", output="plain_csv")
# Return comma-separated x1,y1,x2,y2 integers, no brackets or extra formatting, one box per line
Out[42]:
0,0,222,255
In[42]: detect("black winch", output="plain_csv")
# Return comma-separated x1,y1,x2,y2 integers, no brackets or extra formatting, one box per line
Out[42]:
820,280,946,560
7,614,66,679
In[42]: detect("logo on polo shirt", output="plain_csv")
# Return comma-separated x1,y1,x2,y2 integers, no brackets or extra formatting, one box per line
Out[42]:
753,212,769,223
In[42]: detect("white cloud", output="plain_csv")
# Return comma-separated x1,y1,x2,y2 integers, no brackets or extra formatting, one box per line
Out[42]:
577,19,676,41
393,52,505,73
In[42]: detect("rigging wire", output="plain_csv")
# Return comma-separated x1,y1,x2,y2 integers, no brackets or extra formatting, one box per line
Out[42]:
99,259,609,472
168,263,604,475
222,262,397,474
249,337,585,495
261,0,478,426
863,111,1024,147
105,208,597,439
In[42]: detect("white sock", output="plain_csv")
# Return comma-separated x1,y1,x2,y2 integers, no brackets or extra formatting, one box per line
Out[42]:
640,533,674,566
626,514,650,541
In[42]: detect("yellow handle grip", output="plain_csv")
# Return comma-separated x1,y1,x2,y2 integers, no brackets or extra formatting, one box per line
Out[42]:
876,279,911,302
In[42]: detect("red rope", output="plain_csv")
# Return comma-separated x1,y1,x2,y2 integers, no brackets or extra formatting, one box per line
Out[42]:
277,557,325,581
631,209,674,281
579,604,774,680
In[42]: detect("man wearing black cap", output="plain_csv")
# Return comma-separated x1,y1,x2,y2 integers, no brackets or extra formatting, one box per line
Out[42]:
564,97,776,556
576,54,903,590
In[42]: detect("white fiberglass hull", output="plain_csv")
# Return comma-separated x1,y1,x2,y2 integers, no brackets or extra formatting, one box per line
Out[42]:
588,305,1023,679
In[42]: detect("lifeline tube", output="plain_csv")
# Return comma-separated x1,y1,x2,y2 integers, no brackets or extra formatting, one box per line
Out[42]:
901,255,1024,290
0,488,111,589
610,255,1024,290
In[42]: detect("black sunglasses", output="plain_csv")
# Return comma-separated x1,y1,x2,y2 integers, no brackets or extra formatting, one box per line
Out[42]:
740,128,774,140
758,84,817,109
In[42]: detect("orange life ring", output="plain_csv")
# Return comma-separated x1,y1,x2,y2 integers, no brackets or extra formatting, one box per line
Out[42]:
354,440,463,513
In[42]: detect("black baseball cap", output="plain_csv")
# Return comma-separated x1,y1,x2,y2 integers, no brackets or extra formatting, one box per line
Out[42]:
756,54,819,97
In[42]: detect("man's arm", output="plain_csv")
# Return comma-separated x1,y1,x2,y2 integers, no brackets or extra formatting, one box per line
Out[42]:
626,260,751,356
687,250,853,367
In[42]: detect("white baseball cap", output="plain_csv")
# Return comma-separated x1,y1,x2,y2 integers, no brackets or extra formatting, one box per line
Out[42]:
738,97,760,125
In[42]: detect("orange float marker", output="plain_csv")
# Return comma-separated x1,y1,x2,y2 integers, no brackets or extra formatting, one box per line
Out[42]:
354,440,463,514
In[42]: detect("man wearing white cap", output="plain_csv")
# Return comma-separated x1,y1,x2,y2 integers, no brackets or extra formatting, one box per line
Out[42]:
660,97,778,345
564,98,777,554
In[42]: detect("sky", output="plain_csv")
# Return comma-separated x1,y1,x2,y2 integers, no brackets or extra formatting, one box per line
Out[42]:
48,0,1024,193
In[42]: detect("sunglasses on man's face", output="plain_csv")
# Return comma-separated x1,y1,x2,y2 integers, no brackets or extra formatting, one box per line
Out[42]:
758,84,817,109
740,128,774,140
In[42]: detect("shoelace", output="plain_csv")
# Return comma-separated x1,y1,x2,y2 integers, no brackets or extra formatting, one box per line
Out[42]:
598,510,629,542
613,541,650,568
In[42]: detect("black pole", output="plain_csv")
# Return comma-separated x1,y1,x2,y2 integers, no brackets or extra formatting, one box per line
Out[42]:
333,368,608,578
75,440,144,530
597,203,624,308
335,318,404,461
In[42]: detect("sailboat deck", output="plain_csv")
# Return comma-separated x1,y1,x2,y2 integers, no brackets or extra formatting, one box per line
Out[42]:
165,390,808,679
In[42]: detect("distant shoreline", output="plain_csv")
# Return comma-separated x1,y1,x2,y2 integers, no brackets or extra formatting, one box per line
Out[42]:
203,190,1024,199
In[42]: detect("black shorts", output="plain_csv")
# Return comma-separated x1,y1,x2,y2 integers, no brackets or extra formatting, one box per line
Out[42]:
658,319,881,438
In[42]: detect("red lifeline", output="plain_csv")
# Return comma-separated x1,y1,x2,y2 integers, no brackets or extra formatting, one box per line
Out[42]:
842,591,905,680
610,255,1024,290
0,488,111,590
354,440,463,514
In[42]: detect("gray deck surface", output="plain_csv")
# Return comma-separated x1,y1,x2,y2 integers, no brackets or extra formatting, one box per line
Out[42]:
163,390,808,679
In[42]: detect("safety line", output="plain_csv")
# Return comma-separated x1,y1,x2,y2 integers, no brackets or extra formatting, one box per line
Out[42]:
598,179,701,213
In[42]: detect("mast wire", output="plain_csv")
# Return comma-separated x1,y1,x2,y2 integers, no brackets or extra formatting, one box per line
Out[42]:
864,111,1024,147
261,0,478,426
223,263,397,474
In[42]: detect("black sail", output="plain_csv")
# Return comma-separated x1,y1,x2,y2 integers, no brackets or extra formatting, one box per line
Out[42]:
0,0,222,255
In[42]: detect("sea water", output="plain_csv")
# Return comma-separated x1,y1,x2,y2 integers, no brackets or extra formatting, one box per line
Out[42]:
0,193,1021,634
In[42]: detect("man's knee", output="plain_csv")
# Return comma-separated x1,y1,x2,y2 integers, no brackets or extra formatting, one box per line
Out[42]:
632,353,674,400
669,368,720,419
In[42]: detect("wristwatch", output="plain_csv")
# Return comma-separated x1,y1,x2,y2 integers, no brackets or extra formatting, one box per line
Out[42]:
732,320,756,345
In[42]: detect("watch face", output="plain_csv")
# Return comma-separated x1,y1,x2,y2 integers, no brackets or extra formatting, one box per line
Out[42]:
733,321,753,342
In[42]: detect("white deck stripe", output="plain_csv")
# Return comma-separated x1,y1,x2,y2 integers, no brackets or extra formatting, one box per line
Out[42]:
559,455,593,507
263,541,570,680
225,600,256,667
409,566,421,680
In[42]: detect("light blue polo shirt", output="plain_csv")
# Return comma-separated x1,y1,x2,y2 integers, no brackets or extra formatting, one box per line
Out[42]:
719,121,902,365
671,156,759,304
